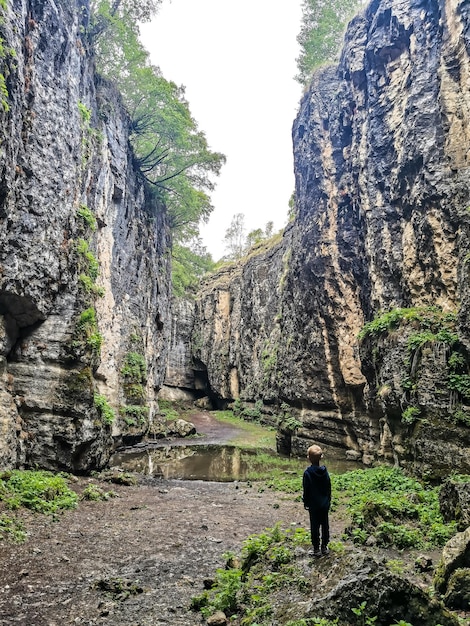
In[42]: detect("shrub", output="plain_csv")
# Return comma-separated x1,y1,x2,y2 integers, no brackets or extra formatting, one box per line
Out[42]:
80,483,116,501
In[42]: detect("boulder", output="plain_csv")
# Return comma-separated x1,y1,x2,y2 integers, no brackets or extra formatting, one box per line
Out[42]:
206,610,227,625
173,418,196,437
444,569,470,610
440,479,470,531
306,550,459,626
434,527,470,596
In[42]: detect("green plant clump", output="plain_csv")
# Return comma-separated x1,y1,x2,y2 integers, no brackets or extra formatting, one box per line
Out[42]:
77,204,97,232
0,513,26,543
401,406,421,425
80,483,116,501
119,404,149,426
0,0,11,112
76,307,103,354
333,466,456,549
358,307,458,342
94,392,115,424
0,470,78,514
121,351,147,382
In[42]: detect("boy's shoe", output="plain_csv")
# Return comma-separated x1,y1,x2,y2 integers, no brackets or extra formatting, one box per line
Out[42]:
321,546,329,555
313,549,322,558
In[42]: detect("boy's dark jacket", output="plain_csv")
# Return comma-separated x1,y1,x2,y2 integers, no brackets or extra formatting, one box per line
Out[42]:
302,465,331,510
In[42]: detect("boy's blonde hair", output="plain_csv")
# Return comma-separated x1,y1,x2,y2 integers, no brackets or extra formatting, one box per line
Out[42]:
307,444,323,462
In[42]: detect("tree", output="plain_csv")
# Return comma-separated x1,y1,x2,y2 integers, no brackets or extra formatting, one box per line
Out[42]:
89,0,163,38
171,239,215,297
246,228,264,249
223,213,246,261
88,1,225,244
296,0,365,85
223,216,281,261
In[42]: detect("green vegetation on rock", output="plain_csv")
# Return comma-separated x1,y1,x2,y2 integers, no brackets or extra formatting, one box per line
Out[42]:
334,466,455,549
359,306,470,420
77,204,97,232
358,306,458,342
120,350,148,420
0,0,12,112
94,392,115,424
75,307,103,356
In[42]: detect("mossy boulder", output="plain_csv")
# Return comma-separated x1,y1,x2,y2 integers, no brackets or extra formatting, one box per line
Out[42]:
434,526,470,600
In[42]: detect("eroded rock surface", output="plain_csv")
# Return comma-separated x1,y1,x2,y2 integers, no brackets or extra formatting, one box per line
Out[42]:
0,0,171,471
190,0,470,473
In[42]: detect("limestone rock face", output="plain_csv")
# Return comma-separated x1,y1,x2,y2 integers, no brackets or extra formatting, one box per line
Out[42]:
192,0,470,472
0,0,171,471
165,299,196,391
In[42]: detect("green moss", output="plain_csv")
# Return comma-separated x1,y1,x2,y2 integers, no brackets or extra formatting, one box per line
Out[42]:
123,382,145,402
63,366,93,401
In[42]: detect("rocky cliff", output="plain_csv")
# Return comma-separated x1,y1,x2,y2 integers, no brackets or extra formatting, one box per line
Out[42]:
192,0,470,476
0,0,171,472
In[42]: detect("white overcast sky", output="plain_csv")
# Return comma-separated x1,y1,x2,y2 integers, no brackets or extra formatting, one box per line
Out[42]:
140,0,303,260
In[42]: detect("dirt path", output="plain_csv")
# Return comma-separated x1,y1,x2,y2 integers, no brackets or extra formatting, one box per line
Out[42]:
146,410,248,448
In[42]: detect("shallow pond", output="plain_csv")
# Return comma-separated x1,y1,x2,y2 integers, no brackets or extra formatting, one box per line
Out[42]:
110,443,361,481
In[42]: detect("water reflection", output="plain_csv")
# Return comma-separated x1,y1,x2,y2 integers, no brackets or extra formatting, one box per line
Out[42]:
110,444,361,481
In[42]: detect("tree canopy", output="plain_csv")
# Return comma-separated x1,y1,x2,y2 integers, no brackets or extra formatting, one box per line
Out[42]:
89,1,225,243
296,0,364,85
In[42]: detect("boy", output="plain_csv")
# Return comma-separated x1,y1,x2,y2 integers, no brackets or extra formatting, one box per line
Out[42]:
302,444,331,557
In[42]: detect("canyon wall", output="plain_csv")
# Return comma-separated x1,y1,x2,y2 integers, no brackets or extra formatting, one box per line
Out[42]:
0,0,171,471
192,0,470,476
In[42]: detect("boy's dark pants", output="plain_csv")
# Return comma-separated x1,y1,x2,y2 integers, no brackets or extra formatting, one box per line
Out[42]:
309,507,330,549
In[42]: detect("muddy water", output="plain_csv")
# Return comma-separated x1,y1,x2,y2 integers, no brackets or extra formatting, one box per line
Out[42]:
110,444,361,481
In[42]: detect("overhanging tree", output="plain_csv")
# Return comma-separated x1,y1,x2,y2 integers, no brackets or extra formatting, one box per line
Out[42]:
89,1,225,245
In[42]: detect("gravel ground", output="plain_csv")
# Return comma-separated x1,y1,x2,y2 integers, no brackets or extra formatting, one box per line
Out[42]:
0,476,307,626
0,413,312,626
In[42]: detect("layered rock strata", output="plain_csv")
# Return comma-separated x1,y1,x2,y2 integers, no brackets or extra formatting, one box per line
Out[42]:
192,0,470,474
0,0,171,471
